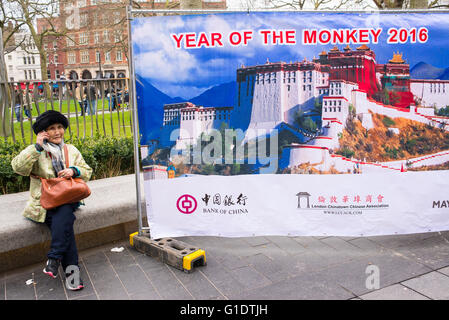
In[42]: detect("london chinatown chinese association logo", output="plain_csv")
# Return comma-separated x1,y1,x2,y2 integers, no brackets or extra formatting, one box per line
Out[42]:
296,192,389,215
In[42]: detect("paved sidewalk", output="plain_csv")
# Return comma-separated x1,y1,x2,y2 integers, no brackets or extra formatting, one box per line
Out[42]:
1,232,449,300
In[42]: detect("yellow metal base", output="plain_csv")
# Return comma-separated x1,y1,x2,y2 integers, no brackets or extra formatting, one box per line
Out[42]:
183,249,206,272
129,231,206,273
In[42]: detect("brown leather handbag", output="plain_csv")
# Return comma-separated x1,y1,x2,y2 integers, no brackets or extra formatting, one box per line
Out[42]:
33,145,91,210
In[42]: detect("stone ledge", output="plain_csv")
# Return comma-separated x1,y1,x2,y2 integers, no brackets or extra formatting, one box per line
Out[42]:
0,174,146,272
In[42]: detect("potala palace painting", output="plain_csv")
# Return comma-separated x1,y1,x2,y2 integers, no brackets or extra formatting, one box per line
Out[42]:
132,12,449,176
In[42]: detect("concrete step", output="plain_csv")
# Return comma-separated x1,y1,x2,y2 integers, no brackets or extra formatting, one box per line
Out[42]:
0,174,146,273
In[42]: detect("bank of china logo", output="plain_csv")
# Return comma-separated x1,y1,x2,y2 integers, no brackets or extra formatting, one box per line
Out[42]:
296,192,311,209
176,194,197,214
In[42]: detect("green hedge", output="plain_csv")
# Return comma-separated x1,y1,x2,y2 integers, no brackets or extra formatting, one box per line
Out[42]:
0,135,135,195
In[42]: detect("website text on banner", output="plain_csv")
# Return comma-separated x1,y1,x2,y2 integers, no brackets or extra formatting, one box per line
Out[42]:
131,12,449,238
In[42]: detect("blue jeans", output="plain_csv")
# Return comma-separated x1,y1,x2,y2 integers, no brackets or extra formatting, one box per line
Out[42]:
44,203,79,270
14,104,21,121
87,100,97,115
109,96,116,111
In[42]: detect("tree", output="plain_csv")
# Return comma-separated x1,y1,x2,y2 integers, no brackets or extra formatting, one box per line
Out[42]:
259,0,448,10
0,0,72,97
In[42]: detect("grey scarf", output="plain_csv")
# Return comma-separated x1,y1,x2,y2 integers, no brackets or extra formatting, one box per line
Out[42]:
42,140,66,176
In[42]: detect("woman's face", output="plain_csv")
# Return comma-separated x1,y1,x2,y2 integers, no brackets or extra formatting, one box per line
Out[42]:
45,123,65,144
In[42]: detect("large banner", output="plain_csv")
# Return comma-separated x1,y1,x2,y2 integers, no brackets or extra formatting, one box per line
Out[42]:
131,12,449,238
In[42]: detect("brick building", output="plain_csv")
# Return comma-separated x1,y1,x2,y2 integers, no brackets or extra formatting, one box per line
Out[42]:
41,0,226,81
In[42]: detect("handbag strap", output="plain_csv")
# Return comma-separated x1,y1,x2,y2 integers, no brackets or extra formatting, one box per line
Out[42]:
64,144,70,168
30,144,70,179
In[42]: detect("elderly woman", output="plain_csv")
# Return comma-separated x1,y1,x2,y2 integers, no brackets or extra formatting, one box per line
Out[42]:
11,110,92,291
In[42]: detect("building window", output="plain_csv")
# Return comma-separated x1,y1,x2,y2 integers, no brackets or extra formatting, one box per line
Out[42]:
55,70,60,79
80,13,88,27
114,31,122,43
105,51,111,62
54,55,58,64
33,70,37,79
67,37,75,46
94,32,100,44
23,57,27,65
24,70,27,80
81,50,89,63
103,30,109,43
116,50,122,61
27,57,31,65
96,51,100,62
68,52,76,64
79,32,88,45
8,55,12,61
114,11,121,24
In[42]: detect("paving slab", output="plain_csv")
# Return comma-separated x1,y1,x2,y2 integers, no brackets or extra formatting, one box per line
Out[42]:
401,271,449,300
320,237,366,259
131,251,193,300
32,266,66,300
241,236,271,247
167,265,225,300
292,236,334,252
392,235,449,270
196,255,246,299
359,284,430,300
4,272,36,300
235,269,355,300
228,266,272,291
81,251,130,300
264,236,307,256
438,267,449,276
367,232,437,249
242,253,291,283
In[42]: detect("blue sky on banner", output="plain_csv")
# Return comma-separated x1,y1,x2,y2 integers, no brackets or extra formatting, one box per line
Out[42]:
131,12,449,99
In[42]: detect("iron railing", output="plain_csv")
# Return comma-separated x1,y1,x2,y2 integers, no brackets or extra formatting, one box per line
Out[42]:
0,78,133,144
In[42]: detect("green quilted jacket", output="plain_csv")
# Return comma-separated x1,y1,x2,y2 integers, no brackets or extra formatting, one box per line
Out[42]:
11,144,93,223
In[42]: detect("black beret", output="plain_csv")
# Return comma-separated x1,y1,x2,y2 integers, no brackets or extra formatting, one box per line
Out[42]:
32,110,69,134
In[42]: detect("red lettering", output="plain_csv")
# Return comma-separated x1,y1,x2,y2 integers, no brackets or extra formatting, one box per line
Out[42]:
211,32,223,47
346,29,357,43
359,28,369,43
319,30,331,44
370,28,382,44
303,30,317,44
259,30,271,44
333,29,344,44
272,30,283,44
229,31,242,45
285,30,296,44
171,33,184,49
197,32,210,48
243,31,253,45
185,33,196,48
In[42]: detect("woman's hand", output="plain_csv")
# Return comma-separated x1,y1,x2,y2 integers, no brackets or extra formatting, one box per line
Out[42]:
58,168,74,179
36,131,49,146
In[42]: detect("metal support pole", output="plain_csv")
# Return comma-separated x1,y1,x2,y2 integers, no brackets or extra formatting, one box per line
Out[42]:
127,5,144,236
